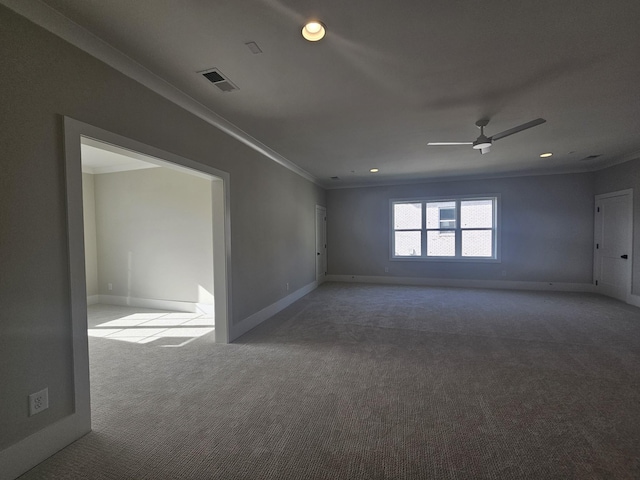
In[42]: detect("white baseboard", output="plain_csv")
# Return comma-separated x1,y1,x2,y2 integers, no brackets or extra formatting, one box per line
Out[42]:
325,274,595,293
97,295,198,313
86,295,100,306
626,294,640,308
230,280,318,341
196,302,214,316
0,410,90,480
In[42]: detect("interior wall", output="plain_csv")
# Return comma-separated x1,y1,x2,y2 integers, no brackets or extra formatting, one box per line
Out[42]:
93,167,213,305
82,172,99,297
232,164,323,321
0,6,325,454
594,157,640,295
327,172,595,284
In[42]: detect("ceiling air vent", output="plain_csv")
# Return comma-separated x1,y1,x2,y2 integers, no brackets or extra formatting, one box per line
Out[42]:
330,176,340,180
199,68,238,93
245,41,263,54
579,154,602,161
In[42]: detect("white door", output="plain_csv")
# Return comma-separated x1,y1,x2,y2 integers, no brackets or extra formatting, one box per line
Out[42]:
594,190,632,301
315,206,327,283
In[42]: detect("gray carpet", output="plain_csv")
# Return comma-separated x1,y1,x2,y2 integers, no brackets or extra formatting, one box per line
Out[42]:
18,283,640,479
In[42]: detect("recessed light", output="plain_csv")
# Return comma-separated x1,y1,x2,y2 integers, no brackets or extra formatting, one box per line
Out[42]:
302,21,326,42
540,152,553,158
370,168,379,173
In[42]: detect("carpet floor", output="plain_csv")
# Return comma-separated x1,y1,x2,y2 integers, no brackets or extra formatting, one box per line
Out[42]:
18,283,640,479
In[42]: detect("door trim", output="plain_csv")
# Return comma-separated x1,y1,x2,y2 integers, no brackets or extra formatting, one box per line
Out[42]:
593,189,633,302
315,205,327,283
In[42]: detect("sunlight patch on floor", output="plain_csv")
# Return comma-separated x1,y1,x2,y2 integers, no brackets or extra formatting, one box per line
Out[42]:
89,312,214,347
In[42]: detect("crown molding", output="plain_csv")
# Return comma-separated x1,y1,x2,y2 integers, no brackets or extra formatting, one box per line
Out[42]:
590,149,640,171
1,0,320,186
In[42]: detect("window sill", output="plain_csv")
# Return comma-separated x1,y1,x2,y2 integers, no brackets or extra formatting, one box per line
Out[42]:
391,256,501,264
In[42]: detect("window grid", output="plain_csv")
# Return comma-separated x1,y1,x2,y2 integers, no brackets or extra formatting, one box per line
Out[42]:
393,203,423,257
392,196,498,260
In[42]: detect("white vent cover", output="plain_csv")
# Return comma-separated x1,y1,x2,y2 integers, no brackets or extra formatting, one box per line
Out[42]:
199,68,238,92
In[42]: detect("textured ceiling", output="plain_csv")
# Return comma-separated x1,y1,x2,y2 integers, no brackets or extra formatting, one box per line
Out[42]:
33,0,640,186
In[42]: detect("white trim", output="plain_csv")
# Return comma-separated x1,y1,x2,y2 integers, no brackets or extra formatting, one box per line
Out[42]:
323,168,596,190
64,116,232,340
4,1,639,192
1,119,95,480
593,150,640,171
324,156,640,190
390,194,501,262
593,189,633,302
88,295,214,314
326,274,595,293
315,205,327,284
196,302,215,316
2,117,235,480
0,0,319,186
594,188,633,200
626,294,640,309
211,178,231,343
97,295,199,313
86,295,100,306
230,281,318,341
0,414,90,480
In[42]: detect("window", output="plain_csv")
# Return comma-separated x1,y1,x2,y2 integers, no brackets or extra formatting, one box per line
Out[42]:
439,206,456,229
391,196,499,260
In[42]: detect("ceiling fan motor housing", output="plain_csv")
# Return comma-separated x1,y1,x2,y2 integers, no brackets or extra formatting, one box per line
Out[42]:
473,134,492,150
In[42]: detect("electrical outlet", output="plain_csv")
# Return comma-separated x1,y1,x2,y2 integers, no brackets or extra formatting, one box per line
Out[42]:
501,270,507,277
29,388,49,416
384,267,389,273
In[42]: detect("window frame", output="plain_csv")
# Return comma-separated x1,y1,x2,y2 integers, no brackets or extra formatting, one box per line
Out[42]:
390,194,501,263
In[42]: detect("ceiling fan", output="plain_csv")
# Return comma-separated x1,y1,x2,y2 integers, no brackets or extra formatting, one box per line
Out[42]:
428,118,546,155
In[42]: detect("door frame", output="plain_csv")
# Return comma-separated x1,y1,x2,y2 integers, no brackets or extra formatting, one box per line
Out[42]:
315,205,327,283
593,189,633,301
62,116,232,441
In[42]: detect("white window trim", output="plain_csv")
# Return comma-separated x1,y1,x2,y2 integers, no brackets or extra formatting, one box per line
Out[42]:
389,194,501,263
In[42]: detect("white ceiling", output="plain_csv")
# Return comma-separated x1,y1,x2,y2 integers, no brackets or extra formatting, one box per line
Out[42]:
81,138,158,174
31,0,640,186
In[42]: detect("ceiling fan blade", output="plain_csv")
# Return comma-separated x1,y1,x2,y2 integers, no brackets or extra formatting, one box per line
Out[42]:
491,118,546,141
427,142,473,146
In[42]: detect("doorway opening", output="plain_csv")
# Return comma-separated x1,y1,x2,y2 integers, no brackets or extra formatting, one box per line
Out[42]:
81,137,216,347
63,117,231,436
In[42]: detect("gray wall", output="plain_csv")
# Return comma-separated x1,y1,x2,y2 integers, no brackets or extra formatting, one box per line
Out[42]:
0,7,324,452
327,173,595,284
595,157,640,295
93,167,214,304
82,173,99,297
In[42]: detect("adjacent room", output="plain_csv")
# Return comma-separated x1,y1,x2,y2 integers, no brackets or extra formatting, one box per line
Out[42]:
2,1,640,479
81,138,216,347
